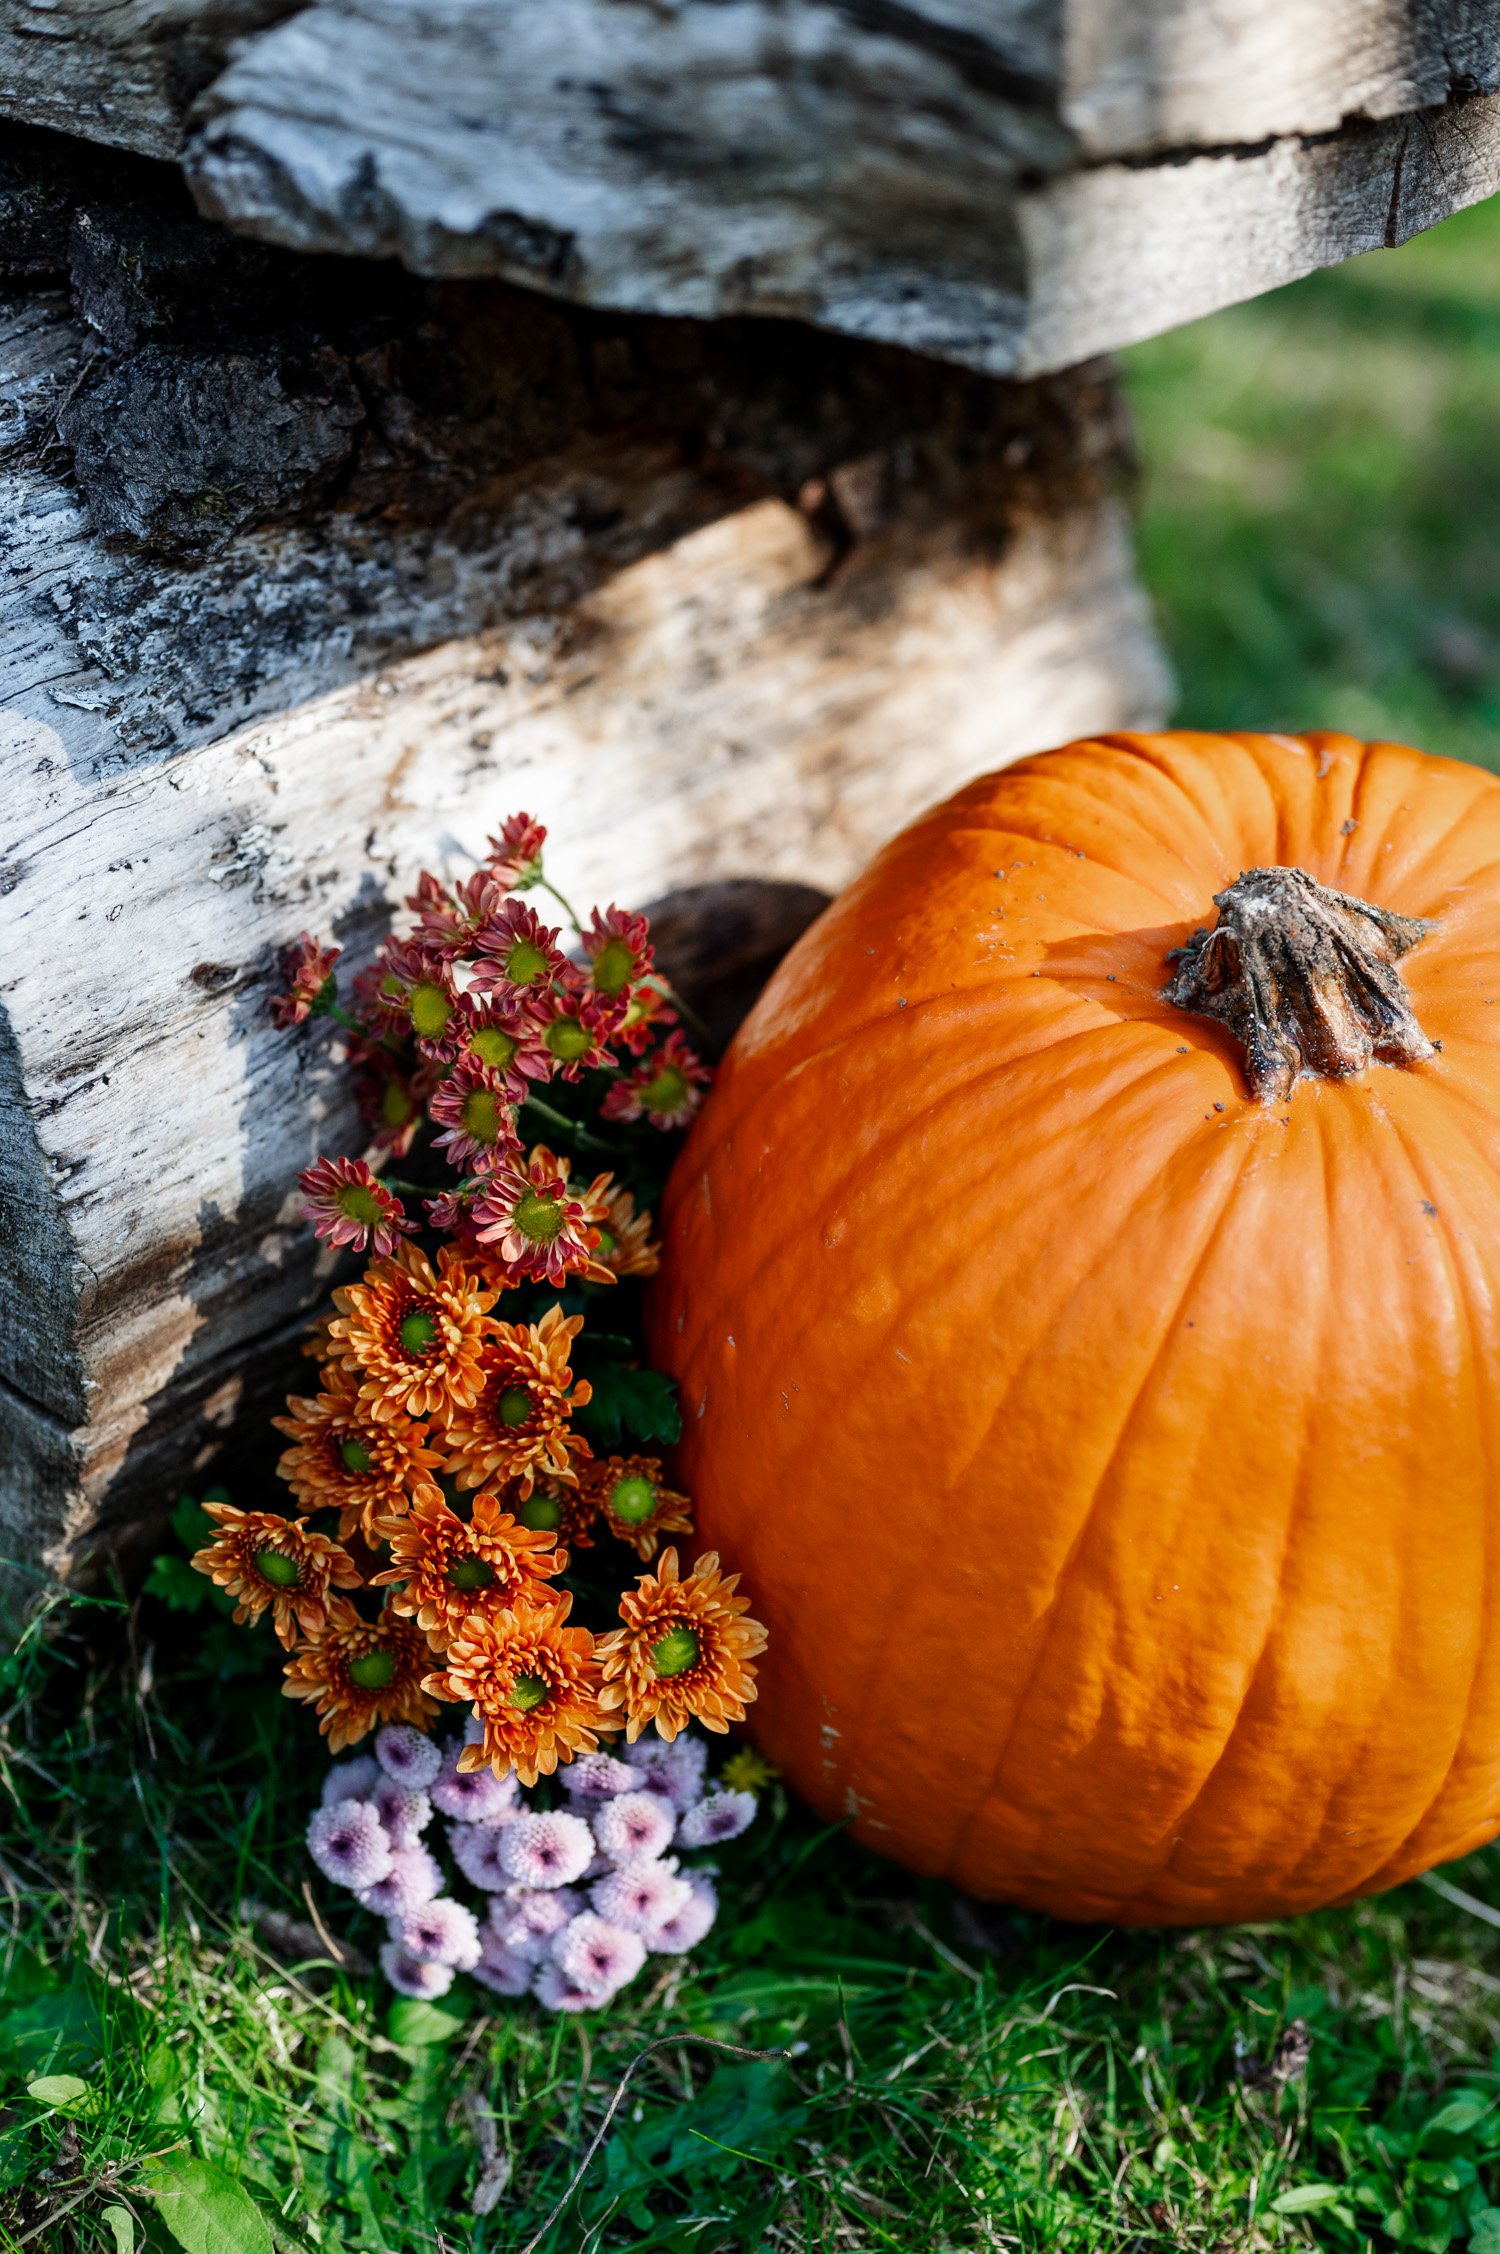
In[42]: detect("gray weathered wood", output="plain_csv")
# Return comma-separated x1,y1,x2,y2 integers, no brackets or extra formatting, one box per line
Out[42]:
2,1,1496,376
0,280,1168,1589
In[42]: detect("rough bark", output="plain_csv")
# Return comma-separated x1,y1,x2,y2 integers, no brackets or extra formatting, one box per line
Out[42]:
1,1,1496,374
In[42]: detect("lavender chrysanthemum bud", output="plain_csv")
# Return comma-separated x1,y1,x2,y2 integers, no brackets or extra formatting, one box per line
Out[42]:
321,1755,381,1807
500,1812,594,1890
592,1790,675,1866
307,1799,393,1891
489,1886,581,1963
375,1725,442,1791
449,1820,519,1891
625,1733,707,1811
678,1790,757,1849
472,1936,532,1997
561,1752,637,1802
357,1842,443,1918
372,1776,433,1847
649,1869,718,1956
398,1896,483,1970
380,1940,455,2000
430,1743,520,1823
590,1862,692,1938
553,1914,646,2001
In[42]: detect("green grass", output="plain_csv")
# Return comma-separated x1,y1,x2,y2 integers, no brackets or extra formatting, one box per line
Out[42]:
1125,192,1500,769
13,199,1500,2254
11,1583,1500,2252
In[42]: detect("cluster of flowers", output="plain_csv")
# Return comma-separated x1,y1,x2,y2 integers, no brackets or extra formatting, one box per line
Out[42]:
309,1722,767,2012
189,813,769,2012
275,809,711,1266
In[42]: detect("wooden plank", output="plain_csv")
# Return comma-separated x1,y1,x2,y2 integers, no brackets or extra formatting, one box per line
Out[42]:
183,1,1500,373
3,4,1498,374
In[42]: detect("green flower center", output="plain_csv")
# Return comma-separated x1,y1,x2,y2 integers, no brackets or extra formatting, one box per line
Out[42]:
337,1182,386,1225
591,939,635,996
348,1648,397,1691
505,939,548,985
497,1384,533,1427
339,1438,374,1475
399,1309,439,1356
255,1548,302,1590
513,1188,564,1243
446,1555,496,1593
510,1672,550,1712
641,1065,688,1115
460,1086,504,1143
409,981,453,1039
610,1475,657,1526
380,1080,416,1130
545,1016,592,1063
469,1026,518,1070
517,1491,563,1531
650,1625,700,1679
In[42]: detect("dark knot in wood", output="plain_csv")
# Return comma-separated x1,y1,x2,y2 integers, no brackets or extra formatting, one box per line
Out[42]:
1163,864,1436,1103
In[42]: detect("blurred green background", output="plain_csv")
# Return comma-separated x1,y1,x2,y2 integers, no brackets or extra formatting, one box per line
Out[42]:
1123,192,1500,771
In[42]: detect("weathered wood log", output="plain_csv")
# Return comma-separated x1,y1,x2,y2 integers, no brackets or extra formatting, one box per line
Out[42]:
0,182,1168,1589
2,2,1498,373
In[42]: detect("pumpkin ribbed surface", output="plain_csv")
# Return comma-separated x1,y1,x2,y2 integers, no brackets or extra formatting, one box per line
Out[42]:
647,730,1500,1924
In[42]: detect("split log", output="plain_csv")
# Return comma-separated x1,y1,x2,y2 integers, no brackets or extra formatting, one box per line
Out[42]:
2,3,1498,373
0,186,1167,1588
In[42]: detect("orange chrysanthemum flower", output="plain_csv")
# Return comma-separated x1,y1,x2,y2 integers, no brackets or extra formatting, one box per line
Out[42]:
329,1242,498,1425
281,1598,438,1750
580,1454,693,1562
424,1593,614,1785
590,1182,660,1279
439,1305,591,1496
511,1476,598,1559
596,1549,767,1742
192,1504,362,1647
371,1489,565,1650
273,1368,445,1539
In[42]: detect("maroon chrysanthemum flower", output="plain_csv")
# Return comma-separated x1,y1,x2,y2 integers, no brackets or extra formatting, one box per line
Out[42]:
300,1156,416,1256
448,995,553,1102
270,933,341,1028
582,905,654,1000
600,1032,712,1129
369,938,463,1056
427,1062,523,1174
484,812,547,890
535,982,626,1082
470,1146,609,1287
613,978,678,1057
470,899,567,999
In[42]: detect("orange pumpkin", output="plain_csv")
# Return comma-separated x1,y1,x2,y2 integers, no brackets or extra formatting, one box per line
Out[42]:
647,730,1500,1925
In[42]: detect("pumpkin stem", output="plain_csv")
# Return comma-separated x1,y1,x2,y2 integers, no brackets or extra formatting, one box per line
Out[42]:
1164,865,1436,1102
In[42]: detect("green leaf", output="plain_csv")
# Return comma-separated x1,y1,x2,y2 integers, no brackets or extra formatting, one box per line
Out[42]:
171,1494,219,1550
1426,2090,1494,2140
575,1359,681,1450
101,2205,136,2254
143,2156,274,2254
386,1994,467,2049
1271,2183,1345,2214
25,2072,93,2113
143,1555,211,1613
1470,2210,1500,2253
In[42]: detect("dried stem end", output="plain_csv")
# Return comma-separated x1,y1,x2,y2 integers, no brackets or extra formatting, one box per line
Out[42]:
1164,865,1436,1103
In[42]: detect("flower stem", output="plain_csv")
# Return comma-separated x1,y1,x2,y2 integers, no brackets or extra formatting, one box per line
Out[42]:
521,1094,614,1154
535,874,585,937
